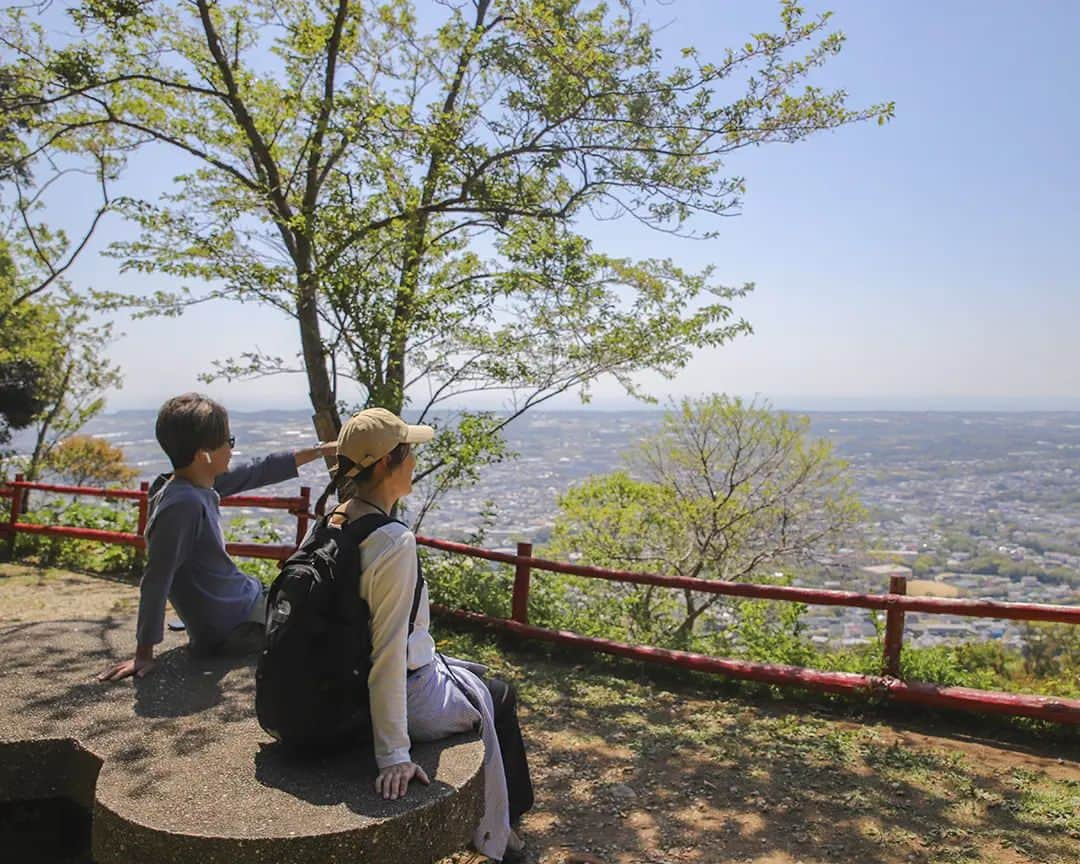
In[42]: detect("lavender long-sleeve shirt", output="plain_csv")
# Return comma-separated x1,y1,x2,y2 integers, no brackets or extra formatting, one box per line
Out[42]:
135,452,298,647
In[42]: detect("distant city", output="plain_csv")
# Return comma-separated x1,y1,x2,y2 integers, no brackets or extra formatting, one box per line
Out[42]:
8,410,1079,649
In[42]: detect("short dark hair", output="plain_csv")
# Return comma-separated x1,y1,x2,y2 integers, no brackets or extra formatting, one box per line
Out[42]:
155,393,229,469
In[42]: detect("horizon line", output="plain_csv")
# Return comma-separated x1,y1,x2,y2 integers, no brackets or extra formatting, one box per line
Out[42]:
102,402,1080,415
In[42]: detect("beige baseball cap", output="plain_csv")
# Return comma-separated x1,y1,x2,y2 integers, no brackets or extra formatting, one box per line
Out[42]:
335,408,434,477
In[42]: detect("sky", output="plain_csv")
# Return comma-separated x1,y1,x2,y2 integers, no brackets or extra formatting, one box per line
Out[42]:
19,0,1080,412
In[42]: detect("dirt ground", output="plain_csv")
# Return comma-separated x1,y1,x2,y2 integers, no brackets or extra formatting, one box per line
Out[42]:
2,563,1077,864
434,631,1079,864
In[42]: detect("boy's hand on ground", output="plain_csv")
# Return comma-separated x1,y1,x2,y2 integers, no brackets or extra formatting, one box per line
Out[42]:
374,761,430,800
98,655,154,682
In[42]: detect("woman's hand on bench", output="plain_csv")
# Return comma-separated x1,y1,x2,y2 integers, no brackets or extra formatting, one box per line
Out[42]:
375,760,430,800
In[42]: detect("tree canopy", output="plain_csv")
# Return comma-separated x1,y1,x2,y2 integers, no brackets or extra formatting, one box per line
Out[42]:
0,240,121,473
0,241,56,444
548,395,863,645
1,0,891,519
45,434,138,487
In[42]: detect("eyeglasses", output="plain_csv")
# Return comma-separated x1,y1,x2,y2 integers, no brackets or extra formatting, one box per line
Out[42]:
227,435,236,448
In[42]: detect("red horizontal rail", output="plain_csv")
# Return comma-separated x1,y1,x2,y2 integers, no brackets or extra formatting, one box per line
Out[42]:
878,595,1077,623
1,480,305,562
433,606,1080,725
417,537,1080,625
4,481,1076,626
9,522,145,547
7,522,294,562
8,480,145,500
7,480,304,512
224,542,294,561
219,494,307,511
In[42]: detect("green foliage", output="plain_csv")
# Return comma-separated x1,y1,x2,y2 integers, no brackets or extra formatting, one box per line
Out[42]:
1,0,891,525
421,550,512,620
407,411,514,526
0,237,122,473
44,435,138,487
0,357,47,445
14,498,138,573
911,552,939,577
964,553,1078,587
726,589,816,667
942,531,979,555
549,395,864,645
818,626,1076,698
896,643,1007,690
1021,622,1080,694
223,517,287,586
0,243,57,443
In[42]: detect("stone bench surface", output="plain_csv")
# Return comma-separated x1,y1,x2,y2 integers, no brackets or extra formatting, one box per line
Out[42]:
0,616,484,864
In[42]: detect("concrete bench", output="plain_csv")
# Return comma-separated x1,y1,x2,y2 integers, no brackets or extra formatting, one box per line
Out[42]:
0,616,484,863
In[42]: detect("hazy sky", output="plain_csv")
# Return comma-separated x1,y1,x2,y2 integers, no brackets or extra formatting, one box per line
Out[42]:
27,0,1080,412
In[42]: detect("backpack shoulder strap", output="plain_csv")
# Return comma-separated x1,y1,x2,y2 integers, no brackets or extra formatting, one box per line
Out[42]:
336,511,395,544
407,551,425,635
147,472,172,499
338,513,425,630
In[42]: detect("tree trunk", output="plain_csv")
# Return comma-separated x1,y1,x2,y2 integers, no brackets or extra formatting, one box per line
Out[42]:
383,216,425,415
26,361,73,483
381,0,491,417
670,587,711,647
294,242,340,450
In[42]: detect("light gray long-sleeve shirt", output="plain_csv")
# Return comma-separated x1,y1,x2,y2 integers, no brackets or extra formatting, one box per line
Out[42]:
135,452,298,647
354,518,436,769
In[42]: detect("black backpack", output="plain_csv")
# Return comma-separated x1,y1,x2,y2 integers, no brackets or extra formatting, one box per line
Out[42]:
255,511,424,753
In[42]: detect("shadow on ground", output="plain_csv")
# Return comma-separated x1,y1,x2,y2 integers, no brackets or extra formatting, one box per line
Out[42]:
254,733,474,820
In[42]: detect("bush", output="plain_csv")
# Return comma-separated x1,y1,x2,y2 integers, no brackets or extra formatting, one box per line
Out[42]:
13,497,139,573
895,643,1005,689
224,516,288,586
421,549,512,619
720,580,816,667
1021,622,1080,685
420,549,687,643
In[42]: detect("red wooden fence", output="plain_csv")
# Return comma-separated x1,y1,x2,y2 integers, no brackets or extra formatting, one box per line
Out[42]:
2,477,1077,724
1,474,310,560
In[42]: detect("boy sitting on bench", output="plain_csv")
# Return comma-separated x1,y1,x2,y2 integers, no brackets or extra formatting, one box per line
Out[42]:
100,393,335,681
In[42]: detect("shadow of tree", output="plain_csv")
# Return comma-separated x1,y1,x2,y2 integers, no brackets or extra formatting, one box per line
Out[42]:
131,643,257,720
253,732,477,820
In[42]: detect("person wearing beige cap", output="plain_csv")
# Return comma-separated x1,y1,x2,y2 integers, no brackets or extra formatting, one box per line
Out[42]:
327,408,532,863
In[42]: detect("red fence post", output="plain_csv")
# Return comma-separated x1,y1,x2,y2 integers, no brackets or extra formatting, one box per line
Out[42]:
511,541,533,624
7,473,25,557
134,481,150,567
136,482,150,535
883,574,908,678
295,486,311,547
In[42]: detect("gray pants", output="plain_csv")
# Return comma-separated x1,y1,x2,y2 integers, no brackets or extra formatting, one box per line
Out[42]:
407,656,511,861
186,587,267,656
